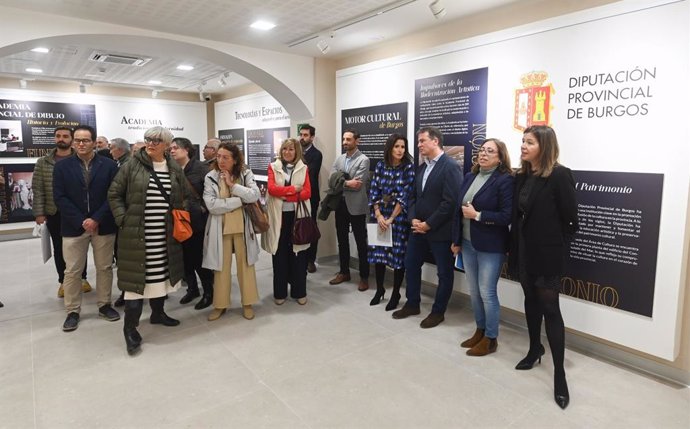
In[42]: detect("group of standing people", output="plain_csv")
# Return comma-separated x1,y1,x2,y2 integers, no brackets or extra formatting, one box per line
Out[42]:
31,121,576,409
325,125,577,410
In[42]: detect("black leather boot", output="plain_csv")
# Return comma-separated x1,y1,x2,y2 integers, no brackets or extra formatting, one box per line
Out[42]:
369,286,385,306
123,299,143,355
195,293,213,310
149,296,180,326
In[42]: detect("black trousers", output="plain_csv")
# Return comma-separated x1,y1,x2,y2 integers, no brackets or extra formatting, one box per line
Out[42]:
335,198,369,279
304,197,320,264
46,212,87,284
272,211,308,299
182,230,214,296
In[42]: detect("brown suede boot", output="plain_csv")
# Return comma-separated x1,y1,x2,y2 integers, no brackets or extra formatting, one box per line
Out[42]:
466,337,498,356
460,328,484,348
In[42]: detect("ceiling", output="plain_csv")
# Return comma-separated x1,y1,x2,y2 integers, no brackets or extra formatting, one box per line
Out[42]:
0,0,520,94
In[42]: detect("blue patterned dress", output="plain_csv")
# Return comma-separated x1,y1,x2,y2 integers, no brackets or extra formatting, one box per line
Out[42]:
367,160,415,269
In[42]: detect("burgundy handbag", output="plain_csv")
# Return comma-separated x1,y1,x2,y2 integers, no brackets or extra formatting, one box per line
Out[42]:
292,199,320,245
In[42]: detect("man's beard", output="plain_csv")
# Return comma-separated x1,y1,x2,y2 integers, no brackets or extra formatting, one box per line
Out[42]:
55,141,71,150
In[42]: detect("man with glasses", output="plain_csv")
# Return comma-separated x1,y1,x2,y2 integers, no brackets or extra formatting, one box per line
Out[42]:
203,138,220,168
32,127,92,298
53,125,120,331
392,127,462,328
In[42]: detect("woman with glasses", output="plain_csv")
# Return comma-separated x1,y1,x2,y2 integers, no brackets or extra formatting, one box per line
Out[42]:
202,142,260,322
507,125,578,409
451,138,514,357
108,126,189,355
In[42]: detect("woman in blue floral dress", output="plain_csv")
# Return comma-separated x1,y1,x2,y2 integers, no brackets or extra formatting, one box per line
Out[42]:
368,134,415,311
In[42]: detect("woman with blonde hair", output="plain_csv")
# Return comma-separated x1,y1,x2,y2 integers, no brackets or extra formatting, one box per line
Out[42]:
202,142,260,321
261,138,312,305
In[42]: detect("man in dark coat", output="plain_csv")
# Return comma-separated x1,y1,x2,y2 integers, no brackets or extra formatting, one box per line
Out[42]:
299,124,323,273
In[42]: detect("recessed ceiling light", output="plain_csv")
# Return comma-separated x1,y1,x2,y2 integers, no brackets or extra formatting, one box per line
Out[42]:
177,65,194,71
250,20,276,30
25,68,43,73
148,80,162,85
31,47,50,53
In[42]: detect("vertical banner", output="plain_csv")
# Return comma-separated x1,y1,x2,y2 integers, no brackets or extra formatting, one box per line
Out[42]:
414,67,488,173
340,102,408,170
246,127,289,177
564,171,663,316
0,99,96,158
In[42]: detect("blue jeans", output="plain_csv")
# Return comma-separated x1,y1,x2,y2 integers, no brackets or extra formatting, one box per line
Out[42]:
462,239,503,339
404,233,455,314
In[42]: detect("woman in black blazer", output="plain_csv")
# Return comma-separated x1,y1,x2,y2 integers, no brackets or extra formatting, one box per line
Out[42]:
508,126,578,409
451,138,514,357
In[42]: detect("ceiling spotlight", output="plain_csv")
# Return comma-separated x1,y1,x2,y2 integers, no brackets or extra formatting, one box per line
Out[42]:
218,77,227,87
79,83,86,94
199,92,209,102
19,79,27,89
177,65,194,71
316,40,330,54
250,20,276,31
25,68,43,73
31,47,50,53
152,90,159,99
429,0,446,19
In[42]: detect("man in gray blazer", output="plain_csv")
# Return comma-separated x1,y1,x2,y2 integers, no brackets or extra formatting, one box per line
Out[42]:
329,129,370,291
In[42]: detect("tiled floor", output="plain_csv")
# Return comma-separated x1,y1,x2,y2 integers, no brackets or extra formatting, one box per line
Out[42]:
1,237,688,428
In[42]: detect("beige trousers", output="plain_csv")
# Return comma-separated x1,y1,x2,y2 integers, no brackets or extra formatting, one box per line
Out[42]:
63,232,116,313
213,233,258,309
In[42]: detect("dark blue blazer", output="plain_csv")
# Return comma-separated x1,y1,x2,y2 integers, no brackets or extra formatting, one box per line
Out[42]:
408,153,462,241
452,169,514,253
53,154,118,237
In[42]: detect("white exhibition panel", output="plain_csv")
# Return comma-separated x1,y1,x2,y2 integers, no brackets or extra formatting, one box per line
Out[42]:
214,91,292,182
336,0,689,360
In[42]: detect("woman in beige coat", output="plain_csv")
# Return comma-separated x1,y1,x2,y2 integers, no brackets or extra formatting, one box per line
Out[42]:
261,138,311,305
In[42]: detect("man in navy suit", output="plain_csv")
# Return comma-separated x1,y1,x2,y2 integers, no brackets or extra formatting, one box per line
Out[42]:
53,125,120,332
393,127,462,328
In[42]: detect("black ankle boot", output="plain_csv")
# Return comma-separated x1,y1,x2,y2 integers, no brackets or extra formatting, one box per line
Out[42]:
515,344,546,370
385,291,401,311
370,287,385,306
554,371,570,409
149,296,180,326
180,289,200,305
124,299,143,355
194,294,213,310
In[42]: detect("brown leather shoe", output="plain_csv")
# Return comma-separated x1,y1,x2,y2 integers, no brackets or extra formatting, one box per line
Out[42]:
307,262,317,273
357,279,369,291
420,312,445,329
329,273,351,285
460,328,485,348
466,337,498,356
392,305,421,319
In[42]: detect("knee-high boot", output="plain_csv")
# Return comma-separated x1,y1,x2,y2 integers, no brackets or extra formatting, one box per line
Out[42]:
124,299,143,355
149,296,180,326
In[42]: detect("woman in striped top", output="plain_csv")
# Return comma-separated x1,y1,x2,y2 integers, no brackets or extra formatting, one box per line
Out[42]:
108,126,189,355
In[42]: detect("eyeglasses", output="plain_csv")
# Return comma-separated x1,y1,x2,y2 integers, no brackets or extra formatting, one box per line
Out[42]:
73,138,92,144
478,147,498,155
144,137,165,145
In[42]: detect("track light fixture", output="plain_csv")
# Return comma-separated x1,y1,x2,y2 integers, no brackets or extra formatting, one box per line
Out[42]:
317,40,330,54
429,0,446,19
79,83,86,94
152,90,159,99
19,79,27,89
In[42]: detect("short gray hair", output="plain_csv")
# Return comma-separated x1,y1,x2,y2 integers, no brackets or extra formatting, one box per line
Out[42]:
110,138,130,153
206,138,221,150
144,126,173,144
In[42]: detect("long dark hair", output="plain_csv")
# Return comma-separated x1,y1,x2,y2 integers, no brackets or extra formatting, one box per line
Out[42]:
383,134,412,167
215,142,244,178
520,125,559,177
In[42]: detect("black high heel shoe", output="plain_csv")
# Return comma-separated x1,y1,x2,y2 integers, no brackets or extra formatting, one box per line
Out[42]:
370,288,385,306
515,344,546,370
385,291,401,311
554,371,570,409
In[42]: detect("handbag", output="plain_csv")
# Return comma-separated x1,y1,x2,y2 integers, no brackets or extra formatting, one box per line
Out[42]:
243,201,269,233
292,199,320,245
149,168,193,242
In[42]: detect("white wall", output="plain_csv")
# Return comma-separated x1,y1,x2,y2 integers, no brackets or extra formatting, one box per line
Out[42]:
336,0,689,360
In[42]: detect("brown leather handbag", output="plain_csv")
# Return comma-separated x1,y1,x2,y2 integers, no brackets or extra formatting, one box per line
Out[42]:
292,199,320,245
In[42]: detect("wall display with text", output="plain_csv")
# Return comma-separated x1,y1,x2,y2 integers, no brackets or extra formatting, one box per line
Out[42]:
1,164,36,223
0,99,96,158
218,128,245,153
340,102,408,169
336,0,689,359
414,68,488,173
215,92,291,182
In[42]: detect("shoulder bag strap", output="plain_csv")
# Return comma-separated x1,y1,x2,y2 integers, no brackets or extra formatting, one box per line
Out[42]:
147,166,171,207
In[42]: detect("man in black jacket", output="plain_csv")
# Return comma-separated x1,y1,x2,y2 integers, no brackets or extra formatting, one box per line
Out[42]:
299,125,323,273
